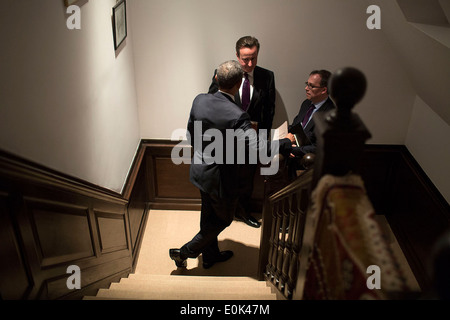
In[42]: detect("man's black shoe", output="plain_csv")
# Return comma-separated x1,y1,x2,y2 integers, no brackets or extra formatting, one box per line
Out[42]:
236,214,261,228
203,250,234,269
169,248,187,268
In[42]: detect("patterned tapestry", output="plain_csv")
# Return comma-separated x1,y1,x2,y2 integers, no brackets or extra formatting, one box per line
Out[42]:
303,174,410,300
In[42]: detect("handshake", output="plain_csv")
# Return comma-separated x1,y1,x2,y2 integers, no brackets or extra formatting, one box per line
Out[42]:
285,133,296,145
285,133,298,159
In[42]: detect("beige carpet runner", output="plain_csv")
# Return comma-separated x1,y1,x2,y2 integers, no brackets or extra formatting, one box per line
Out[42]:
83,274,276,300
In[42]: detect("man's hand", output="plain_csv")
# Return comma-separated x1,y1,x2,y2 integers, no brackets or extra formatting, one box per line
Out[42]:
285,133,296,144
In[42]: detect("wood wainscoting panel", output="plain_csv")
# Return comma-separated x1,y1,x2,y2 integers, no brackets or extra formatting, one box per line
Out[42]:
0,193,32,300
95,210,128,254
154,157,198,199
386,147,450,291
360,145,450,291
126,157,150,268
0,150,134,300
143,140,201,210
24,198,94,268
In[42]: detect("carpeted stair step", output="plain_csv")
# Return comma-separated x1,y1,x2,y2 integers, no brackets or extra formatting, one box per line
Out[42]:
83,274,276,300
127,274,264,283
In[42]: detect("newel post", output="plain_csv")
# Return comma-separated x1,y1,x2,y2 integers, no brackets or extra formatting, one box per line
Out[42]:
312,67,372,189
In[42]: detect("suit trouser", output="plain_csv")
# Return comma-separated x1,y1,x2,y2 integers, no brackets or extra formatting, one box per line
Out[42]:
237,163,257,217
180,191,238,262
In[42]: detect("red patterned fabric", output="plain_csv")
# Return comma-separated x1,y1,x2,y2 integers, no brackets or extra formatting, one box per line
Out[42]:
303,175,409,300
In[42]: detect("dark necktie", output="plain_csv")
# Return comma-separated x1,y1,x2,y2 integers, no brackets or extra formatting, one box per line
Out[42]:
302,104,316,128
241,73,250,111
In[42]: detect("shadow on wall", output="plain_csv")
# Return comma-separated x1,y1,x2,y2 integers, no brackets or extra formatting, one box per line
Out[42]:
272,90,289,129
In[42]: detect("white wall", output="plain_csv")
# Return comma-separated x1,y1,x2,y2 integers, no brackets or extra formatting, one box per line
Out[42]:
378,0,450,125
376,0,450,203
130,0,416,143
406,96,450,202
0,0,141,193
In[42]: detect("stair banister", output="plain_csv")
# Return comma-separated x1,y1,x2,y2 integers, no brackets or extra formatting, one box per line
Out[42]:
260,67,373,299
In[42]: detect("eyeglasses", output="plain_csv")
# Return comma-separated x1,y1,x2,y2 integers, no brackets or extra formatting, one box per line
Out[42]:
305,82,324,90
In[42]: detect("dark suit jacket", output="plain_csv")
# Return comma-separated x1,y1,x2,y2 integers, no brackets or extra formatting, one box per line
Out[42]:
187,92,290,198
289,97,336,156
208,66,276,131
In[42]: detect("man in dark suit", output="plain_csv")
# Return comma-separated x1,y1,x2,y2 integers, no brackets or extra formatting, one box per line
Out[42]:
208,36,276,132
169,60,294,269
208,36,276,228
289,70,336,162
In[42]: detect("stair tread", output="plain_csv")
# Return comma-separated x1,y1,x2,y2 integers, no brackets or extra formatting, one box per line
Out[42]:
91,288,276,300
85,274,277,300
128,274,259,282
110,281,272,294
118,276,269,286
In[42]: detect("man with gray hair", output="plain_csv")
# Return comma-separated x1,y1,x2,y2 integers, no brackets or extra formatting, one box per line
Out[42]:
170,60,294,269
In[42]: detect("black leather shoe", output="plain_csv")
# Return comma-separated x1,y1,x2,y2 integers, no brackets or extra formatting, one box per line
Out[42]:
169,249,187,268
203,250,234,269
236,214,261,228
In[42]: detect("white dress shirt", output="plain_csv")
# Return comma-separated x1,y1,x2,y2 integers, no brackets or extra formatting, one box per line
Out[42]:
239,70,254,101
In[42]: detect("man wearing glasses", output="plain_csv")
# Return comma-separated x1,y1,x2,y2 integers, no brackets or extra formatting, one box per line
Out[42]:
289,70,336,159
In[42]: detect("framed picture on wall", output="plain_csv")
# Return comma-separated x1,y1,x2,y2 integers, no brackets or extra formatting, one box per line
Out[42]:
113,0,127,50
64,0,79,6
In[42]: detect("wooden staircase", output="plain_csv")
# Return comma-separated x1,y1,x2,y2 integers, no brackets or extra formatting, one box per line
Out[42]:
83,274,276,300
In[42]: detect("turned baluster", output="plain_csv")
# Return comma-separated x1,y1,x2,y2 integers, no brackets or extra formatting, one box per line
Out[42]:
280,193,298,296
273,199,285,285
265,201,278,279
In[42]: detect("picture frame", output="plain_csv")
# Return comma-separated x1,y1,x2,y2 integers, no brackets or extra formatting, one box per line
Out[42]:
64,0,79,7
112,0,127,50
